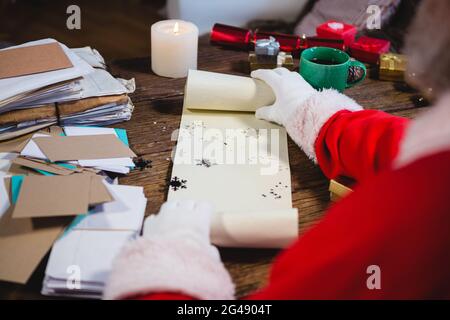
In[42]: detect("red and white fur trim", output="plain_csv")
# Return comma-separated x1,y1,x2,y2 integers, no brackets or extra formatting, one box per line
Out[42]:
103,237,235,300
285,89,450,166
285,89,363,162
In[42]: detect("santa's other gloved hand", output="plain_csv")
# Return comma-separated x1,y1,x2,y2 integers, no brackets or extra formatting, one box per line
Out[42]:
251,68,363,162
104,200,234,300
143,200,220,261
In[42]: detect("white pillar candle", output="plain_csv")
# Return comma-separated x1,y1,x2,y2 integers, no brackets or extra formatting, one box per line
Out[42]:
151,19,199,78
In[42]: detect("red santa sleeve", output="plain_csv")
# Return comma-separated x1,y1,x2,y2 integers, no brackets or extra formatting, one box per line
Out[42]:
130,150,450,300
282,88,409,182
315,109,410,182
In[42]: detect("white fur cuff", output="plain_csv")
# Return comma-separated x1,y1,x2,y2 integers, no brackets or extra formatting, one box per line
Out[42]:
285,89,363,162
103,237,235,300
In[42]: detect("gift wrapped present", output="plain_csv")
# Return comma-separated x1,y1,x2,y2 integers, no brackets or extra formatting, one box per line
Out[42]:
316,20,357,47
306,37,346,51
210,23,346,52
329,178,354,202
379,53,407,82
349,36,391,64
249,52,294,71
249,37,294,71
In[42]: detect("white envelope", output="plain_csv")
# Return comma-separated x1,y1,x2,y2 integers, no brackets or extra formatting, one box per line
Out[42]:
20,133,50,159
0,175,11,219
93,166,130,174
0,152,17,174
63,126,119,137
70,183,147,232
78,158,135,168
44,230,135,285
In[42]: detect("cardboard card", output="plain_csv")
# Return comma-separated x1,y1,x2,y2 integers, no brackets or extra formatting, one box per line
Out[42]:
12,174,92,218
0,178,69,284
12,157,76,176
0,133,33,153
33,134,136,162
7,163,41,176
89,176,113,205
0,42,73,80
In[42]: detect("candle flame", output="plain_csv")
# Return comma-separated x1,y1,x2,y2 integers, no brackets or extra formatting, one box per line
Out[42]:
173,22,180,34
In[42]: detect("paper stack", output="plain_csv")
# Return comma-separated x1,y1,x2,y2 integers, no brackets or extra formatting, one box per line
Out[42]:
0,124,147,299
0,39,135,141
0,39,144,297
18,126,137,174
42,184,147,299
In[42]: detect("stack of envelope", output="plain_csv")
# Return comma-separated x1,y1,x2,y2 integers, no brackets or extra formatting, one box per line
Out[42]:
0,39,146,298
42,184,147,299
0,124,147,298
18,126,137,174
0,173,146,299
0,39,135,141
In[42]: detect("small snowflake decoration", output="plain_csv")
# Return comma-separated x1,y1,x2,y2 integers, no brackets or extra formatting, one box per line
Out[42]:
133,157,152,171
169,176,187,191
195,158,216,168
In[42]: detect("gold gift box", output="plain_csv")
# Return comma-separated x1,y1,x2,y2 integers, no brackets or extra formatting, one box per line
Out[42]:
379,53,407,82
249,52,295,72
329,178,354,202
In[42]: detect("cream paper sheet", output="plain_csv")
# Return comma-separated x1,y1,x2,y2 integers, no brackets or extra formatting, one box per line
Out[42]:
167,70,298,248
184,69,275,112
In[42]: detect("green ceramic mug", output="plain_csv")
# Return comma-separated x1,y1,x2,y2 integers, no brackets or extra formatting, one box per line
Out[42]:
300,47,366,92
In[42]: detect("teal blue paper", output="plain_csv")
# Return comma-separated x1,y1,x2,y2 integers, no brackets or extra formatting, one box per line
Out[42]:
114,128,129,146
10,175,24,204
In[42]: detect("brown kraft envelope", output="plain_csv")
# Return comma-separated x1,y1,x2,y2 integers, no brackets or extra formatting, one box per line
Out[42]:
0,42,73,80
33,134,137,162
0,178,70,284
12,157,77,176
89,175,114,205
12,174,92,218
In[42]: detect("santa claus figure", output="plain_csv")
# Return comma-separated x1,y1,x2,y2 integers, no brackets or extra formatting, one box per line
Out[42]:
104,0,449,300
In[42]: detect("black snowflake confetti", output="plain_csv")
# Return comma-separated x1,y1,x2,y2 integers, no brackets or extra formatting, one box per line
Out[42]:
133,157,152,171
262,183,286,199
169,176,187,191
195,158,216,168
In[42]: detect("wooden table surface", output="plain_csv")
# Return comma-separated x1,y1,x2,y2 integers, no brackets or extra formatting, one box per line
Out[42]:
0,38,428,299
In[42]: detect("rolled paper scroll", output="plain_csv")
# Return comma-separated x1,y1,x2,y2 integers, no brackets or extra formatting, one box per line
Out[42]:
168,69,298,248
184,69,275,112
211,208,298,248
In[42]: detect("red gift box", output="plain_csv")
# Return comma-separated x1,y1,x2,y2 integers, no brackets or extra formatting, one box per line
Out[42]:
316,20,357,47
306,37,346,51
349,36,391,64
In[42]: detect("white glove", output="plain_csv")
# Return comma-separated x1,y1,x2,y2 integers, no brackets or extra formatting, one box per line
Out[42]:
251,68,317,127
251,67,363,162
143,200,220,260
104,199,234,300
